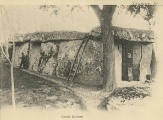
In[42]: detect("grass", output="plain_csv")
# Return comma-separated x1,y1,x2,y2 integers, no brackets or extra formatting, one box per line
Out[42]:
0,61,85,110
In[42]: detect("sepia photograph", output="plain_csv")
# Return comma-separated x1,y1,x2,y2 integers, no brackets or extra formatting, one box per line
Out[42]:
0,0,163,120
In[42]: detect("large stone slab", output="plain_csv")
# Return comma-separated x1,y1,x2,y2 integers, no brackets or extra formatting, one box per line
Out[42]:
29,42,59,76
41,42,59,76
29,42,41,71
140,43,153,81
56,40,103,86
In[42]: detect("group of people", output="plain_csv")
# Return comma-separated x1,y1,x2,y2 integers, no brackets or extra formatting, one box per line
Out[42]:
19,52,29,69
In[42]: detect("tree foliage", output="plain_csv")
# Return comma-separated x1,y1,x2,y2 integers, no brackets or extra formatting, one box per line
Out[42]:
39,5,82,15
127,5,156,21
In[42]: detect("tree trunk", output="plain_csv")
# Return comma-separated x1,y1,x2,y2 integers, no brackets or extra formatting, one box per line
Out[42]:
102,5,116,91
11,63,16,109
11,40,16,109
5,42,10,59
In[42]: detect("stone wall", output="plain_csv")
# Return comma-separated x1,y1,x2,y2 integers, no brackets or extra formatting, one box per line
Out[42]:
13,39,154,86
74,40,103,86
115,42,122,84
56,40,82,78
139,43,153,81
40,42,59,76
56,40,103,86
27,39,103,86
29,42,41,71
150,44,157,79
132,43,142,80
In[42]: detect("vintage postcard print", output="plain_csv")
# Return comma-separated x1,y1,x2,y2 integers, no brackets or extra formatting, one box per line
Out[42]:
0,0,163,120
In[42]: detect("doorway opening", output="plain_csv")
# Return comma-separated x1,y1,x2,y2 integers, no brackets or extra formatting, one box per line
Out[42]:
122,41,140,81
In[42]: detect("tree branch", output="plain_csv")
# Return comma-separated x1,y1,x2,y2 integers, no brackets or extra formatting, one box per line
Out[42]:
0,45,11,64
90,5,102,25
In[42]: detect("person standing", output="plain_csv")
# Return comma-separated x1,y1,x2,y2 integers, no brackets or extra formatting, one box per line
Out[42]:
127,52,133,81
24,51,30,69
19,52,25,69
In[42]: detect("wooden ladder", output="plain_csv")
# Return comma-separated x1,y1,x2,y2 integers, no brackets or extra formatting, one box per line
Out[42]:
66,36,90,86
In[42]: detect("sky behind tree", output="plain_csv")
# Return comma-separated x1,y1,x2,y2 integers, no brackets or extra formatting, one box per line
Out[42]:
0,5,157,43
